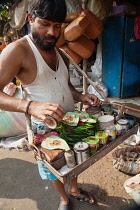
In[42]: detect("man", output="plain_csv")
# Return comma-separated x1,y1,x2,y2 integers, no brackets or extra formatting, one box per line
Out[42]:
0,0,100,209
3,35,12,46
2,35,16,84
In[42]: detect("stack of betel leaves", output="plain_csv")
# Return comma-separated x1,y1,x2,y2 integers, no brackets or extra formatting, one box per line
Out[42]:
55,111,99,145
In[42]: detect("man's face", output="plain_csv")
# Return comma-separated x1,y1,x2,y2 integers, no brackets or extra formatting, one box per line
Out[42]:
4,37,12,46
31,17,61,50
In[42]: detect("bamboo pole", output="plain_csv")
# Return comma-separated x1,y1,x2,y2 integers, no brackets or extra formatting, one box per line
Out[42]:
82,59,88,94
82,0,88,95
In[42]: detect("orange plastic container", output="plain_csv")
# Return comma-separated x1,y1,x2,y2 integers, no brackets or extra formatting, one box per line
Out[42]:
64,14,90,41
80,9,103,39
56,23,68,47
60,44,82,64
64,12,79,23
68,35,96,59
0,44,6,51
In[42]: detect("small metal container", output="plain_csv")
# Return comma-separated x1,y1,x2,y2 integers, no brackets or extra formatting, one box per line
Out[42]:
95,131,109,146
87,137,99,155
122,116,136,129
117,119,128,133
64,150,76,168
87,105,102,118
105,125,116,140
101,103,114,115
114,124,122,136
73,142,90,164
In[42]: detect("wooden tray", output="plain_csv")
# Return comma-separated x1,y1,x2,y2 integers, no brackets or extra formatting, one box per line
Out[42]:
29,123,139,184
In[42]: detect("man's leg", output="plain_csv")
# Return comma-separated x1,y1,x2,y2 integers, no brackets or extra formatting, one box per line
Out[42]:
52,177,94,205
52,177,79,204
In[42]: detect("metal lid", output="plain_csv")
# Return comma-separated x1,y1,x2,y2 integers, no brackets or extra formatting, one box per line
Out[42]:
105,125,116,132
74,142,89,151
118,119,128,125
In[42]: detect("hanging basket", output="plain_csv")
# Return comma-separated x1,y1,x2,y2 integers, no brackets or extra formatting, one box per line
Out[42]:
112,146,140,175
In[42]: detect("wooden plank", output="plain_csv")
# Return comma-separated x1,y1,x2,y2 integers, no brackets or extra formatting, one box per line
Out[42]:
111,102,140,118
121,17,140,97
102,16,125,97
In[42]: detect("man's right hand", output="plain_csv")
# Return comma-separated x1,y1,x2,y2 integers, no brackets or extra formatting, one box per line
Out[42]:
27,101,66,123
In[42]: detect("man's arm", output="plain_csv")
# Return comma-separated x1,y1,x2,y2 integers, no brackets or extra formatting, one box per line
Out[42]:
0,43,28,113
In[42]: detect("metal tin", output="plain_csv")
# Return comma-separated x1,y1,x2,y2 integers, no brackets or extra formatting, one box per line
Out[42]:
105,125,116,140
117,119,128,133
114,124,122,136
101,103,114,115
73,142,90,164
84,136,99,155
95,131,108,146
64,150,76,168
122,116,136,129
86,106,102,118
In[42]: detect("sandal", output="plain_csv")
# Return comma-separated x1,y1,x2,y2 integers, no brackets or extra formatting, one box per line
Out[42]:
68,188,95,205
58,203,69,210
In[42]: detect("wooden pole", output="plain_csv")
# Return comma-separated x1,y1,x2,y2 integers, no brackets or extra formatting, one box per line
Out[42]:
83,59,88,94
82,0,88,95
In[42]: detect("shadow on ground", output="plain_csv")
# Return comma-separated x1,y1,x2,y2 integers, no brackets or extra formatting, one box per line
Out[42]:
0,158,137,210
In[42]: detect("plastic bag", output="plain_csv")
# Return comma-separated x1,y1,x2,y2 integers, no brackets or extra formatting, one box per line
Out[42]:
124,174,140,205
88,81,108,101
90,35,102,82
3,82,16,96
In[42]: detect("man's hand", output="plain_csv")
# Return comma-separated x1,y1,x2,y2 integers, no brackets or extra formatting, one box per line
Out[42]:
79,94,100,106
27,101,66,123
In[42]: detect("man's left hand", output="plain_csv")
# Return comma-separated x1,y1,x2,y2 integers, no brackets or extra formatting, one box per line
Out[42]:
79,94,100,106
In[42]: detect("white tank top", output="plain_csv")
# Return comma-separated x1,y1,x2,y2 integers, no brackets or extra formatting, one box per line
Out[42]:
23,35,75,124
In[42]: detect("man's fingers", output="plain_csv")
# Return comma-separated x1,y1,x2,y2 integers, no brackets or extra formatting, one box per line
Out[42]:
42,104,66,122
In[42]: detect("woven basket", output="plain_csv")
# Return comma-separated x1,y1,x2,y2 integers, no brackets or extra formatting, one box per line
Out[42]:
112,146,140,175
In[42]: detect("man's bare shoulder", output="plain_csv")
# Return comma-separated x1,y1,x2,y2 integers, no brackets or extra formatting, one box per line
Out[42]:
1,36,28,58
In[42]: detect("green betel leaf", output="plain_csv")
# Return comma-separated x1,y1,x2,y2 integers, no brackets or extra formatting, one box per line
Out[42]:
74,111,97,123
62,112,79,126
41,135,70,151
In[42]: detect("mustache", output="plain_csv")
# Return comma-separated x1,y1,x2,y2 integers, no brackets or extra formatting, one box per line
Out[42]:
43,35,57,40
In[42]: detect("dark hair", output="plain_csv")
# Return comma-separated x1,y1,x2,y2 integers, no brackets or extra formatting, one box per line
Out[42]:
28,0,67,23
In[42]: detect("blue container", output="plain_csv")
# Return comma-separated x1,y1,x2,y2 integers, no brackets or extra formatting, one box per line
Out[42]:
122,116,136,129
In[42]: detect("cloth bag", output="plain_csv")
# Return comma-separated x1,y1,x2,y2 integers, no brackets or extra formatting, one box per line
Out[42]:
0,87,26,138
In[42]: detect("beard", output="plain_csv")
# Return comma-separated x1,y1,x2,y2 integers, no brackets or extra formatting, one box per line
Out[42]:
31,28,59,51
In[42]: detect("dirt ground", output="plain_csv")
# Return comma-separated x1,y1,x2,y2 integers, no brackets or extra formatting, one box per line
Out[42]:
0,146,138,210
